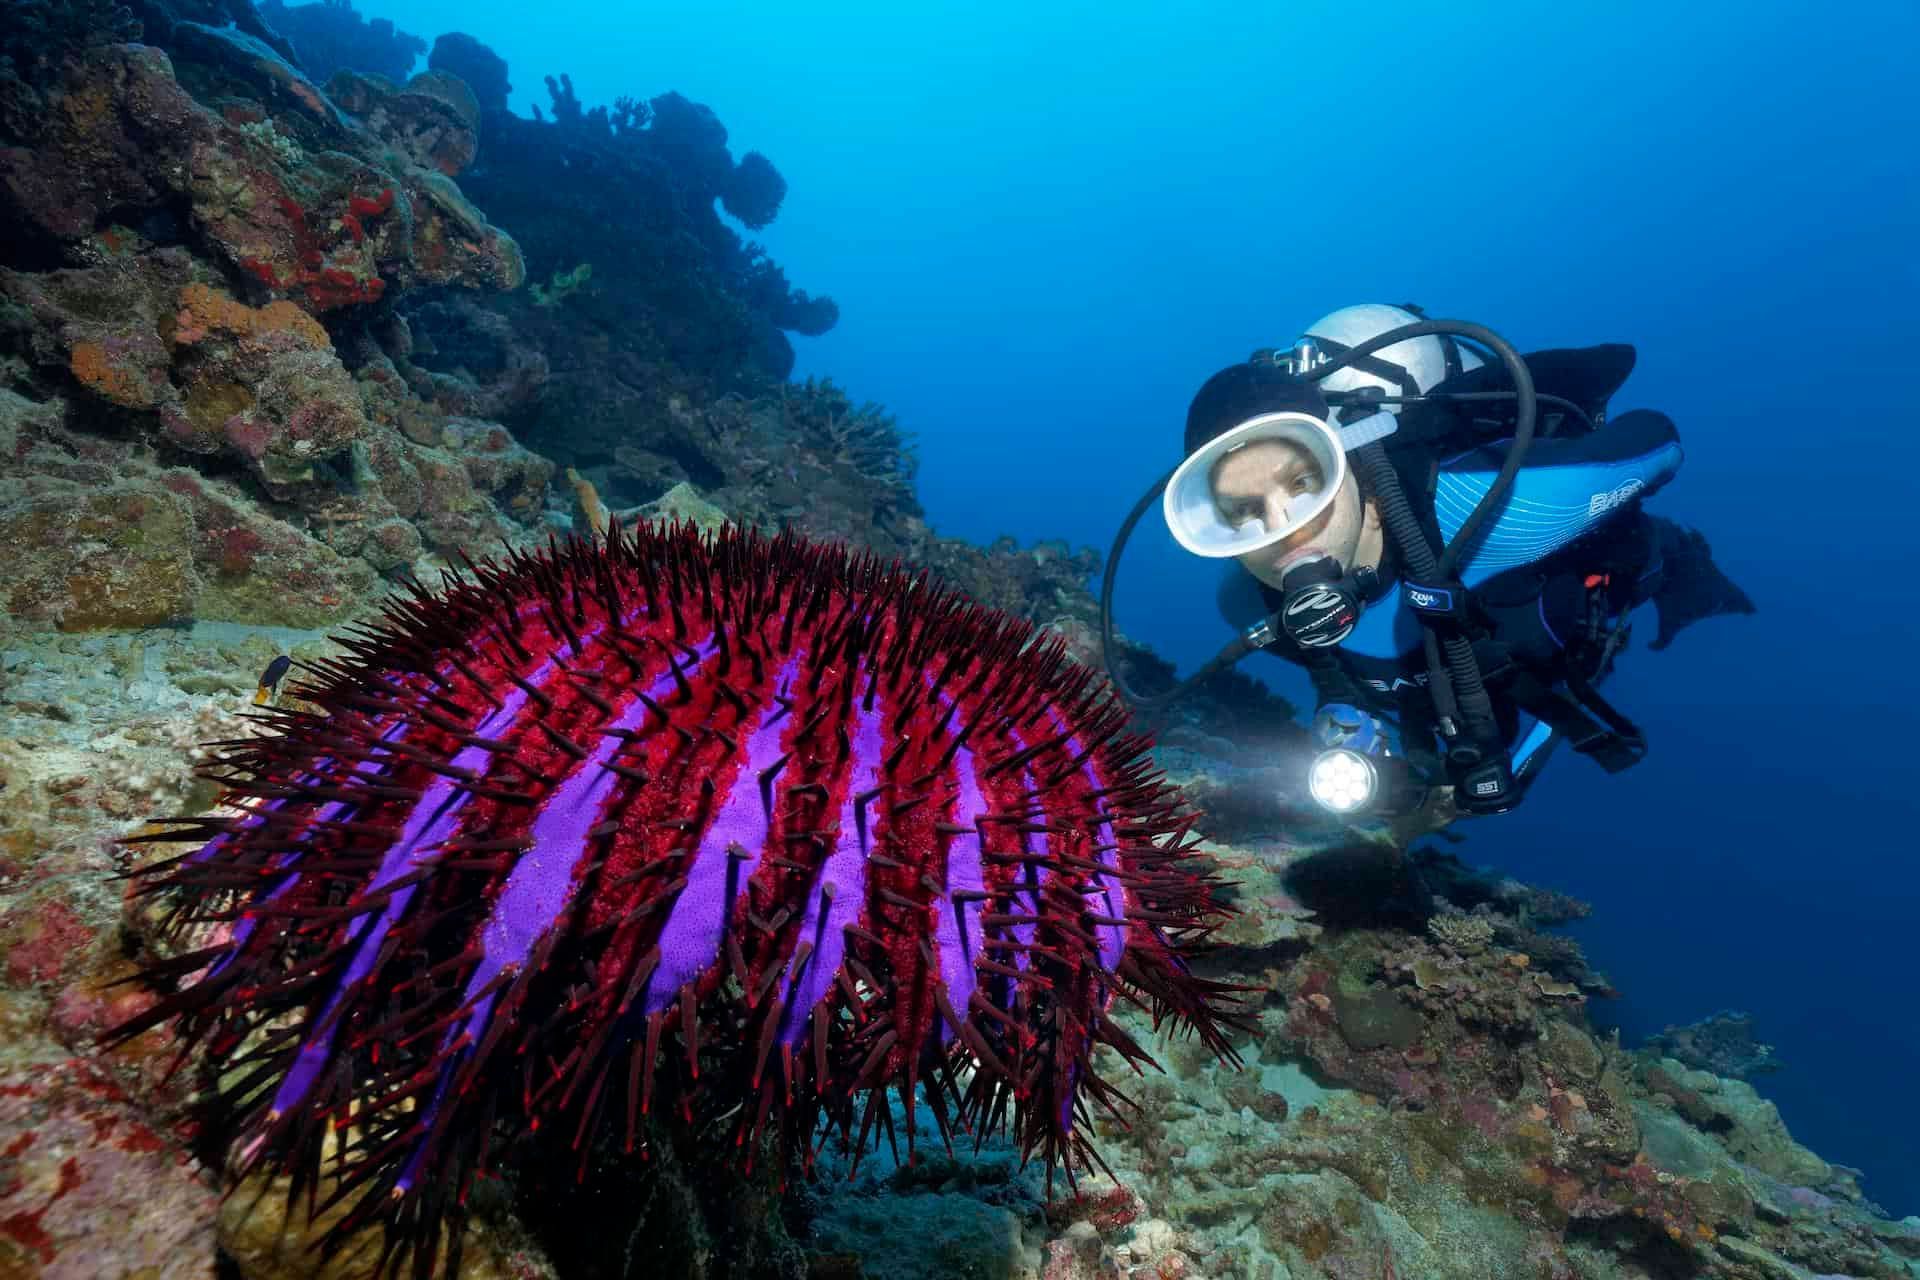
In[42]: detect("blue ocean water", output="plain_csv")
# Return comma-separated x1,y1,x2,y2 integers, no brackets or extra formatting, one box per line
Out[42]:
361,0,1920,1211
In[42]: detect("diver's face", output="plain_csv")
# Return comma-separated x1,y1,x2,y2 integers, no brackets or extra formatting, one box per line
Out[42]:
1209,438,1371,591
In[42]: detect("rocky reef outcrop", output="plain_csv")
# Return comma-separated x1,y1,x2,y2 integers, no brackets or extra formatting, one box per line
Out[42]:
0,12,544,630
0,0,1071,635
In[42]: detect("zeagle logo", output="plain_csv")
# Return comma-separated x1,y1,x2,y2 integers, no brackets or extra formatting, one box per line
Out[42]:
1587,478,1644,518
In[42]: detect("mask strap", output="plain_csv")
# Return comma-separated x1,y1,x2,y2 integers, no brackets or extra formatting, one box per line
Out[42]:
1334,410,1399,451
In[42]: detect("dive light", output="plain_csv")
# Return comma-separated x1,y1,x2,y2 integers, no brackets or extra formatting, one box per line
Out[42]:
1307,703,1423,817
1306,744,1428,817
1308,748,1378,814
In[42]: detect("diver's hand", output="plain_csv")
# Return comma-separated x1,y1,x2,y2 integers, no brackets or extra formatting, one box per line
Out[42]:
1387,784,1458,845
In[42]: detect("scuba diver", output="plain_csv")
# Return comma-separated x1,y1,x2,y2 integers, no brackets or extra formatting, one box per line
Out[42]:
1100,304,1755,820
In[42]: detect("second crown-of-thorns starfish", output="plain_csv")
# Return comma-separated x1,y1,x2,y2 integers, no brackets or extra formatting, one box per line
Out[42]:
110,520,1252,1277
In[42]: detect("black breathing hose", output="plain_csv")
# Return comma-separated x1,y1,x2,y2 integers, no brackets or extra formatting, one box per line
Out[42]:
1097,464,1257,715
1351,443,1501,751
1319,320,1536,757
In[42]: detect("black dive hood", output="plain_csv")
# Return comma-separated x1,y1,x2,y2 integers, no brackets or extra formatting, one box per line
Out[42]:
1098,317,1541,814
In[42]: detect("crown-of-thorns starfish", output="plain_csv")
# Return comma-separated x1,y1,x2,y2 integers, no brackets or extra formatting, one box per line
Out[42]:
110,520,1251,1278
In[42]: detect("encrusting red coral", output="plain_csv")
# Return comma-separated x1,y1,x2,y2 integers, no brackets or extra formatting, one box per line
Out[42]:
240,191,392,311
342,186,395,242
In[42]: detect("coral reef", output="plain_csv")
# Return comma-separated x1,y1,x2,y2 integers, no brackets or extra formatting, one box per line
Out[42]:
257,0,426,88
0,1057,220,1278
1645,1010,1782,1080
0,10,1046,629
0,20,557,621
369,36,847,531
414,48,834,389
0,388,380,629
425,33,509,117
582,378,920,552
0,0,143,86
0,0,1066,645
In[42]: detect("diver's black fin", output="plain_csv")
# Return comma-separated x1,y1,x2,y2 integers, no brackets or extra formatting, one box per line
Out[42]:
1649,522,1755,651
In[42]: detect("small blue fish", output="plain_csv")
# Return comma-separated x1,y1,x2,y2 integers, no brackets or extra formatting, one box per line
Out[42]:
253,655,293,706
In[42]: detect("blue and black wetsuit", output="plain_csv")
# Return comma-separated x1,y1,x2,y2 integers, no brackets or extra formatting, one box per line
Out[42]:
1221,351,1753,793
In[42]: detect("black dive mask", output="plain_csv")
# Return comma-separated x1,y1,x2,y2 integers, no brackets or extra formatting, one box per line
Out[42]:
1278,556,1379,649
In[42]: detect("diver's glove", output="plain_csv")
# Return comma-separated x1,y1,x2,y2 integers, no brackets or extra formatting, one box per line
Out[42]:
1312,702,1391,754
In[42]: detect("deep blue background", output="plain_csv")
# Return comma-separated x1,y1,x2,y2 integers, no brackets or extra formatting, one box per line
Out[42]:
361,0,1920,1211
